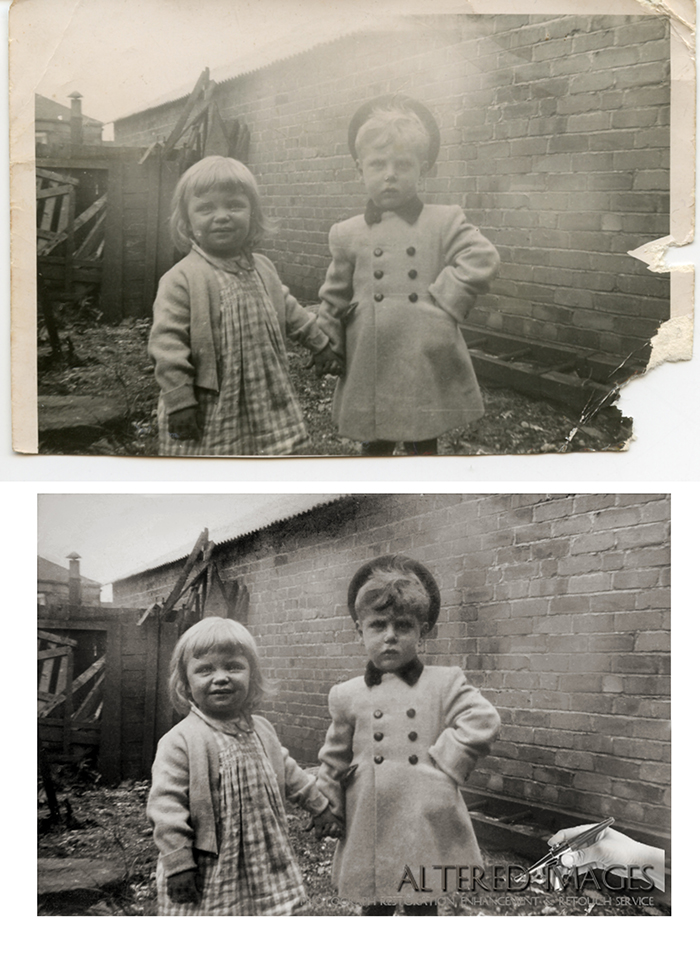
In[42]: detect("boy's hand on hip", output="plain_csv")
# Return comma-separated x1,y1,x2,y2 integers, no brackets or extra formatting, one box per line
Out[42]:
167,868,201,904
168,407,201,441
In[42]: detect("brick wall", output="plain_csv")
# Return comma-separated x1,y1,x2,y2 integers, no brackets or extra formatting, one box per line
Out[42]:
114,493,671,836
115,13,670,363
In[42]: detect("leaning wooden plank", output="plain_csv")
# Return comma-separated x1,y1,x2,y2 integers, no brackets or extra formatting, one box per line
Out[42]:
38,630,78,648
138,140,159,165
62,648,74,757
137,601,159,626
36,167,80,186
55,655,68,696
161,529,209,614
38,661,54,695
163,68,210,156
73,671,105,721
38,647,72,661
39,193,108,256
38,656,106,717
40,196,57,232
37,185,73,200
75,209,106,259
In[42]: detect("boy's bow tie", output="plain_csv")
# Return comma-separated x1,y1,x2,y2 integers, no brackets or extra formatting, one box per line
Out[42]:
364,196,424,225
364,657,424,687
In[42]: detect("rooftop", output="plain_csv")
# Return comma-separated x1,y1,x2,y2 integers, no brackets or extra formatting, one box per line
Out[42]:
114,493,347,581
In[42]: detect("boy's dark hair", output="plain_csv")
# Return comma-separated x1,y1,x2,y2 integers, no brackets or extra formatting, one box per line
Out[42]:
348,554,441,631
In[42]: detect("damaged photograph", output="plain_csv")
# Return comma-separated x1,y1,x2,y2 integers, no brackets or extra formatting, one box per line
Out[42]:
12,0,692,457
37,492,671,916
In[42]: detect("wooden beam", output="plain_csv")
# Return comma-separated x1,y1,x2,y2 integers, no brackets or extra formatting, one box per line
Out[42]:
163,68,210,156
99,617,123,784
73,671,105,721
36,167,80,186
38,647,71,661
161,529,209,615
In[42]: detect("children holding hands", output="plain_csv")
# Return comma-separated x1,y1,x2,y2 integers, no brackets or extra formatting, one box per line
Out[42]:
147,617,340,916
317,554,500,914
149,156,340,457
318,95,499,455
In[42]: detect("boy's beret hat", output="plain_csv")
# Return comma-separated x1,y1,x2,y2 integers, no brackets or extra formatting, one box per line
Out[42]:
348,94,441,170
347,554,441,630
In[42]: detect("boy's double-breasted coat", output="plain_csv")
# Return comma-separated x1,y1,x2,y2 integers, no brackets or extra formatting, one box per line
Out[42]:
317,665,500,904
318,204,500,442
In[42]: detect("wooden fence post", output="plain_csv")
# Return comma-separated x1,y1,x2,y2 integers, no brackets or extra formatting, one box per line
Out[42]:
98,613,123,785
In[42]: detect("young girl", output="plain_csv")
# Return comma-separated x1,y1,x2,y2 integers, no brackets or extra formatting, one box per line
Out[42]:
147,617,340,916
149,156,340,456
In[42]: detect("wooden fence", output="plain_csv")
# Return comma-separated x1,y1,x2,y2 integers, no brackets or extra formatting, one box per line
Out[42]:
36,146,180,330
38,535,248,783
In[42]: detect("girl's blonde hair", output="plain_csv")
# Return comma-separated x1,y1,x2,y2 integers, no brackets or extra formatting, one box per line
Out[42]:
355,106,431,164
169,616,270,716
169,156,275,254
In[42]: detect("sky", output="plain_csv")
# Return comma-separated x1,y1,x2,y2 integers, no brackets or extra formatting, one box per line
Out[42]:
16,0,459,137
37,492,281,587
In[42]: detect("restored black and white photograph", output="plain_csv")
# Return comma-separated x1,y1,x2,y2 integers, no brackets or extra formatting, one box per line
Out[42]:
37,492,671,916
11,0,693,458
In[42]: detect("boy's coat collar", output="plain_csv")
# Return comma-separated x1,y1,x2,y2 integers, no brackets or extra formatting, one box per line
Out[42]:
364,196,423,226
364,656,424,687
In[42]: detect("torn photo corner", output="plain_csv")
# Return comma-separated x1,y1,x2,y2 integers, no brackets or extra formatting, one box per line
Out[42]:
9,0,696,457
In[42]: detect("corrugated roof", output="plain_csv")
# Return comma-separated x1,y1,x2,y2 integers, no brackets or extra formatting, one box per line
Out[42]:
114,26,358,122
114,493,348,581
114,14,413,123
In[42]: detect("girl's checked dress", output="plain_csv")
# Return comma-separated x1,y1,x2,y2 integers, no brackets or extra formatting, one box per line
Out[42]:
158,247,309,457
156,711,307,916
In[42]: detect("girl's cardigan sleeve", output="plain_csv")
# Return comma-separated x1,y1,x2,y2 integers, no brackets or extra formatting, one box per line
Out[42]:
251,715,329,815
149,267,202,414
428,667,501,786
253,255,330,354
428,207,500,324
147,729,201,877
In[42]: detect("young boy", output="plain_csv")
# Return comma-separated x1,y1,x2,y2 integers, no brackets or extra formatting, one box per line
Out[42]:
318,94,500,455
316,554,500,915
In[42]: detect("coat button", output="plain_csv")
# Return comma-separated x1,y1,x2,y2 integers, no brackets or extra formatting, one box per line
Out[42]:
408,293,418,302
406,708,416,718
408,731,418,741
374,270,384,279
406,246,416,256
408,269,418,279
374,755,384,764
374,248,383,257
374,293,384,302
374,710,383,719
374,731,384,741
408,755,418,765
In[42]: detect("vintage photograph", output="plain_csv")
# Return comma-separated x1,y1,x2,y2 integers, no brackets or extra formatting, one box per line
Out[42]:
11,1,693,458
37,492,671,916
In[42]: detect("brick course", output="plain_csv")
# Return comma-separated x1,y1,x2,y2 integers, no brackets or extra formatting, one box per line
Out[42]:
114,493,671,836
115,14,670,364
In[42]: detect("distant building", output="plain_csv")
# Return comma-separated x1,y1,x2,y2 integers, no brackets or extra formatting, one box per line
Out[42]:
38,553,102,608
35,92,103,149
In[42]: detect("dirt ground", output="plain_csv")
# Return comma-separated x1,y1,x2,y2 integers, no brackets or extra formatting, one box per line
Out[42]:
37,304,632,457
38,771,667,917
